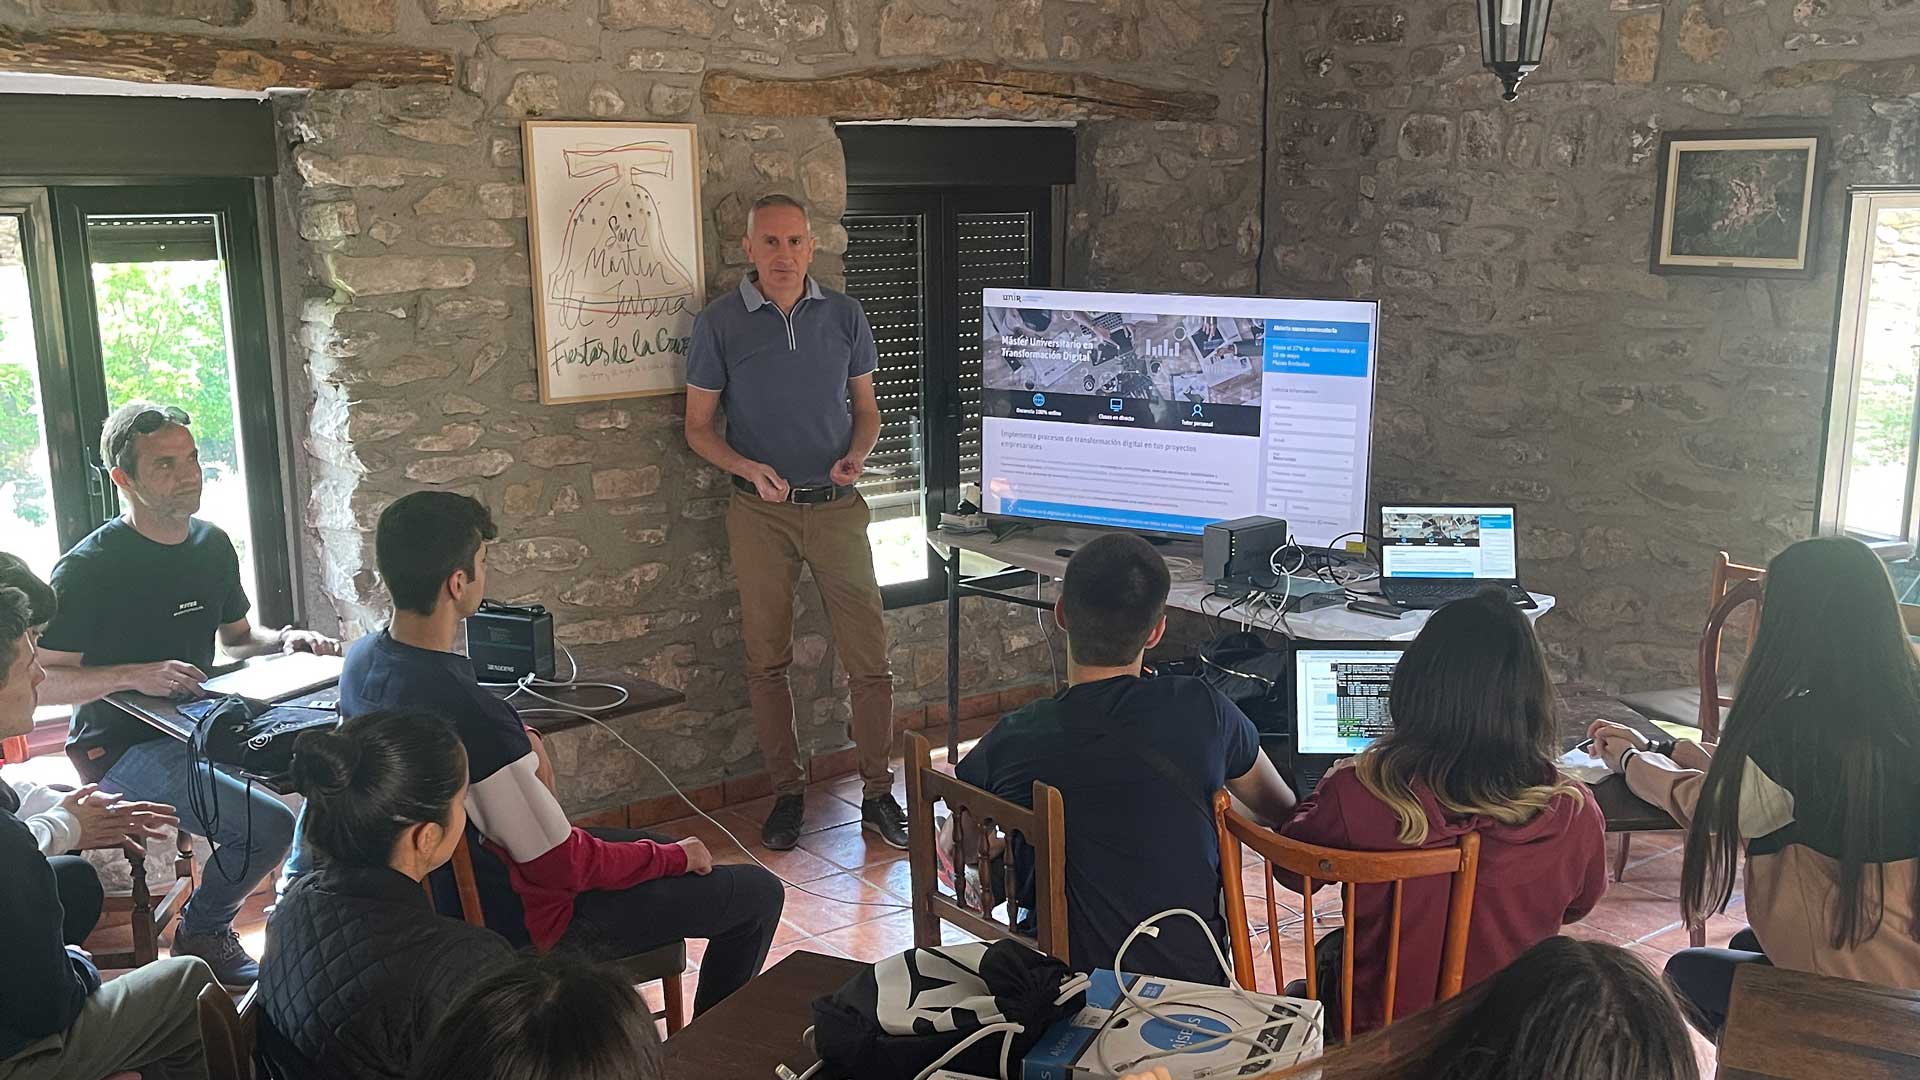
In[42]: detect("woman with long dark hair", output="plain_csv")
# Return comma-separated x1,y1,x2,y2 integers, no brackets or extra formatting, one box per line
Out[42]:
258,709,515,1080
1278,590,1608,1034
409,958,665,1080
1250,936,1699,1080
1591,535,1920,1034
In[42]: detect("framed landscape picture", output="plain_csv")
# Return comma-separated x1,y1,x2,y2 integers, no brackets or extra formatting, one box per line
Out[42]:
523,120,706,404
1650,129,1826,278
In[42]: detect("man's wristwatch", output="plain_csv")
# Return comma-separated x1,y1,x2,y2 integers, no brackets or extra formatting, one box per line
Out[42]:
1647,736,1678,758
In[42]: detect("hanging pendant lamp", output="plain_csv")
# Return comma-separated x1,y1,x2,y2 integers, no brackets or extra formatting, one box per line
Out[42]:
1479,0,1554,101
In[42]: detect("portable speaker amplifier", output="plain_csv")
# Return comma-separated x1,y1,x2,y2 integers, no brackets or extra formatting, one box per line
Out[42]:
465,599,556,682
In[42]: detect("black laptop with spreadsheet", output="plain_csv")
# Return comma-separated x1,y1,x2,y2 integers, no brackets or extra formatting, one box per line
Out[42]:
1291,641,1406,797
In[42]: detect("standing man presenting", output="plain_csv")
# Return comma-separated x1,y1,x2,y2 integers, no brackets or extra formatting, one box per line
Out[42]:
34,402,338,986
684,193,906,852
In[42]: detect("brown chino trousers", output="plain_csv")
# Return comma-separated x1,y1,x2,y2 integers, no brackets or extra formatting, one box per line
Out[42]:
727,488,894,799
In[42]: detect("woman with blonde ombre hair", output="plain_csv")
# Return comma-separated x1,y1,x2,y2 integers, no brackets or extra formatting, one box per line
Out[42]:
1276,590,1607,1035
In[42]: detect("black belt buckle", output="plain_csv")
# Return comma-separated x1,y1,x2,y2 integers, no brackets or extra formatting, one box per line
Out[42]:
731,475,846,505
789,484,838,505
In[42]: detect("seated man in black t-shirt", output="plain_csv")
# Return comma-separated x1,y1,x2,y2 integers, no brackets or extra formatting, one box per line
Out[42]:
955,533,1296,984
338,491,784,1016
34,402,340,987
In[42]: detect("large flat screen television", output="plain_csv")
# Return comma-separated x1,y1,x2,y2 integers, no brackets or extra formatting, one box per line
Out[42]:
978,288,1379,546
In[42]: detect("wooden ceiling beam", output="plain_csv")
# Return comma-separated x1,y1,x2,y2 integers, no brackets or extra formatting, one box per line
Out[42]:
704,59,1218,122
0,26,455,92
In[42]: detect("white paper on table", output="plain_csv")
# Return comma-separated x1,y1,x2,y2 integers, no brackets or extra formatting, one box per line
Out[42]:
1556,747,1612,784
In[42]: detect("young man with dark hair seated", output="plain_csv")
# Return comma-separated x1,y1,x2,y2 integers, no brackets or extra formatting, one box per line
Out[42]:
0,553,177,950
338,491,785,1015
955,532,1297,984
0,561,216,1080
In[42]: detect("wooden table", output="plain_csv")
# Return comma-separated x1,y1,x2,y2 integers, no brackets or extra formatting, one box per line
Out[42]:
109,658,685,790
666,951,864,1076
931,525,1557,761
506,670,685,736
1556,681,1680,833
1718,965,1920,1079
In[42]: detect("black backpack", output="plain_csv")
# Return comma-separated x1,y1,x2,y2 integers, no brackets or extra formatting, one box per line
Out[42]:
186,695,338,781
1150,631,1290,734
805,941,1087,1080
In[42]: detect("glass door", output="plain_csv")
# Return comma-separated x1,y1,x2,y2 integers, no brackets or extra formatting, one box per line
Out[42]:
0,189,77,584
49,182,292,625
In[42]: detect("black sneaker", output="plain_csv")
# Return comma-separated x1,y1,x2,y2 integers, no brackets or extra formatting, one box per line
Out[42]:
862,794,909,850
762,794,805,851
171,927,260,988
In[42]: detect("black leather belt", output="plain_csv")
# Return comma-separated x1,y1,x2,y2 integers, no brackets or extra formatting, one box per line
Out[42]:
732,475,854,504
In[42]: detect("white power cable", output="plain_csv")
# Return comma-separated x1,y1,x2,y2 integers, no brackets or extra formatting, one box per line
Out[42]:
481,640,628,710
780,969,1090,1079
904,973,1090,1080
911,1022,1026,1080
501,644,910,914
565,712,912,913
1259,539,1308,638
1037,574,1060,691
1162,554,1202,582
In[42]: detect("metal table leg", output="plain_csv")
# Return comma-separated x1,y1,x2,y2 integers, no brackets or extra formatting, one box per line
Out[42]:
947,545,961,762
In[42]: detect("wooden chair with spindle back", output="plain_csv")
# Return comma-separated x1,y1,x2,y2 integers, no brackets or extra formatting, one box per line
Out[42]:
1696,577,1766,746
1615,551,1765,886
431,835,689,1033
1620,550,1766,742
90,828,199,970
196,984,258,1080
2,738,199,972
904,731,1068,962
1214,792,1481,1044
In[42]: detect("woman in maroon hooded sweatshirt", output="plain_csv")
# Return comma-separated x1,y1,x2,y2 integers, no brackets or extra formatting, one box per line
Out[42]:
1276,590,1608,1035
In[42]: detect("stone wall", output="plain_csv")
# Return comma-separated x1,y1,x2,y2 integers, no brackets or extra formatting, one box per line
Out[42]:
0,0,1264,811
23,0,1914,792
1264,0,1920,691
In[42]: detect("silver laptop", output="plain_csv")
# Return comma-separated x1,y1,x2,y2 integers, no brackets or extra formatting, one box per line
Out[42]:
1377,504,1522,610
200,651,344,703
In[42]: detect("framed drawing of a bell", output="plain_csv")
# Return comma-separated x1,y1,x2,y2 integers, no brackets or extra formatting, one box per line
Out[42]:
523,121,706,404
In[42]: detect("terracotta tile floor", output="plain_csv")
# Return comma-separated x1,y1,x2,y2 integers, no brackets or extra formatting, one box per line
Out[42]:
49,741,1724,1072
625,754,1728,1077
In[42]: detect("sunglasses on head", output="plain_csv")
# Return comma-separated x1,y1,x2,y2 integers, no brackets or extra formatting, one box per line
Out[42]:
108,406,191,464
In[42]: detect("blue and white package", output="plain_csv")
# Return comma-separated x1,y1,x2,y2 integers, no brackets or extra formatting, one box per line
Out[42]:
1022,970,1322,1080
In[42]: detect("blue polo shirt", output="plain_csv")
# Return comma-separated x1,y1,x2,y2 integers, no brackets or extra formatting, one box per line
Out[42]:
685,274,878,487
